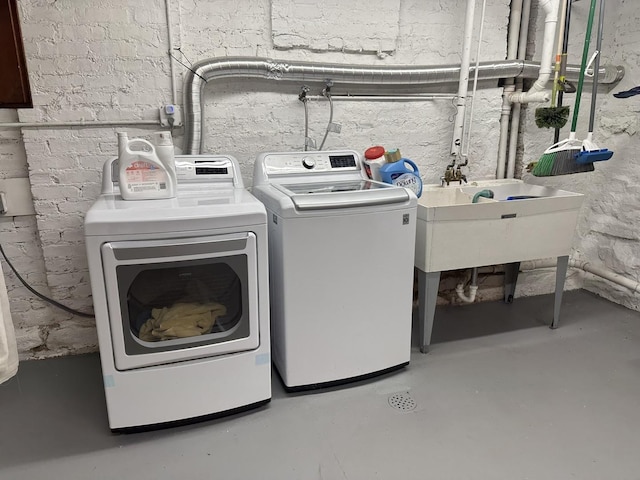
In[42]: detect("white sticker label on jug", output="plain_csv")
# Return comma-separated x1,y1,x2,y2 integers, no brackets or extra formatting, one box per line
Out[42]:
392,173,421,195
125,161,168,192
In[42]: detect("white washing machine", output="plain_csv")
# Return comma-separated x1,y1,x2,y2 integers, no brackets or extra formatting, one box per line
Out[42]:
252,150,417,390
84,154,271,431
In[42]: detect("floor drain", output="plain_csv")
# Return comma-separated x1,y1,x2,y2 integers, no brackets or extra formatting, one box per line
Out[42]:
388,392,417,412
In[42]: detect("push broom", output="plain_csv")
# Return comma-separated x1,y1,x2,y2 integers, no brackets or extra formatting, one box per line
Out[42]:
532,0,598,177
576,0,614,164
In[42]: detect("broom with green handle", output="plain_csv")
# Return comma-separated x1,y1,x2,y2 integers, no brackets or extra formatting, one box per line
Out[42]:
532,0,598,177
576,0,614,164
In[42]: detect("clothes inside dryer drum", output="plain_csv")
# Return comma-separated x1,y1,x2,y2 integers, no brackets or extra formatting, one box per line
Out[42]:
139,302,227,341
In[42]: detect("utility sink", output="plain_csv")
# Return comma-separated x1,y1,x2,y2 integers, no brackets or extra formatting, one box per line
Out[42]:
414,178,584,353
415,179,584,273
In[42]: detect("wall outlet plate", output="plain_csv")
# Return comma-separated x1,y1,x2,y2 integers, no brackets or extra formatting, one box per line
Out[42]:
0,178,36,216
159,104,183,127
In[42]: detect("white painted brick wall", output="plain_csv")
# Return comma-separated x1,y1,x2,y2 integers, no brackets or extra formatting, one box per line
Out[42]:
1,0,634,359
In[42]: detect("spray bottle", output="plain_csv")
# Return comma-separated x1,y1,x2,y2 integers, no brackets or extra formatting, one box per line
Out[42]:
153,131,178,188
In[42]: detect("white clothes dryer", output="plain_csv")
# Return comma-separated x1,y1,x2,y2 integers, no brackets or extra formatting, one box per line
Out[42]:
84,155,271,431
252,150,417,390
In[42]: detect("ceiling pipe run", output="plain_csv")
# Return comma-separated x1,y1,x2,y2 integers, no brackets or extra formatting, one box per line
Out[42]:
182,57,624,154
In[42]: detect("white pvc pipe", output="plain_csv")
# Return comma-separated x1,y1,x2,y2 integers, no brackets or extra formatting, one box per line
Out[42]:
572,260,640,294
456,267,479,303
456,284,479,303
451,0,477,160
509,0,560,104
0,120,160,129
521,258,640,294
496,0,524,178
506,0,533,179
462,0,488,161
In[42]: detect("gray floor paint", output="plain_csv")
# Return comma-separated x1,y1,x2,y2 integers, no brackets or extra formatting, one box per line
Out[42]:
1,290,639,479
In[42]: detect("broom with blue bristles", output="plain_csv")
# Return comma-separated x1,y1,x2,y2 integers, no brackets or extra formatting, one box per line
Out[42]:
532,0,598,177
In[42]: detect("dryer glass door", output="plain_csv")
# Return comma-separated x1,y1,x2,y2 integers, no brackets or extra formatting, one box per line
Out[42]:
101,232,260,370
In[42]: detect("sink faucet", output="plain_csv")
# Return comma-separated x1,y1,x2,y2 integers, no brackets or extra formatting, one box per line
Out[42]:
441,165,467,186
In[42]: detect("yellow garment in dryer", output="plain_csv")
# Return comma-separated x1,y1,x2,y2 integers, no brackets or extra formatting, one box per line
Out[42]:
139,302,227,342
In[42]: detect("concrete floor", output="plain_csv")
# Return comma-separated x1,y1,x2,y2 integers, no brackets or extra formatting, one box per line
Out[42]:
1,290,639,480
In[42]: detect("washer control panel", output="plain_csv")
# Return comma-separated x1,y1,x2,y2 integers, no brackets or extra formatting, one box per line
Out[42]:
262,151,360,176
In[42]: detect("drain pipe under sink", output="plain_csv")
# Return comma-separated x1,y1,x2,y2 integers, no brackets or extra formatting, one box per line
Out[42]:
456,267,479,303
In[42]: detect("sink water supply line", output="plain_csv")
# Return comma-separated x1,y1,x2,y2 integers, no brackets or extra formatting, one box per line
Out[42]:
181,57,621,154
449,0,478,167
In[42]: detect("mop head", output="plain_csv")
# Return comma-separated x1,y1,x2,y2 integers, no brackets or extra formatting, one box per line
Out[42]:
535,105,570,129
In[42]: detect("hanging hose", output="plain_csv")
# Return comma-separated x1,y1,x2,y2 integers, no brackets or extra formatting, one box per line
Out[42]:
298,85,312,151
318,85,334,151
0,243,94,318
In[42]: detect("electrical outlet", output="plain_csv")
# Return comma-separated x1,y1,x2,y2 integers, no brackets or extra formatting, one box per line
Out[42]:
159,104,183,127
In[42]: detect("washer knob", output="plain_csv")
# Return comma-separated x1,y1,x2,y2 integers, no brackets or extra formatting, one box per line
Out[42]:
302,157,315,169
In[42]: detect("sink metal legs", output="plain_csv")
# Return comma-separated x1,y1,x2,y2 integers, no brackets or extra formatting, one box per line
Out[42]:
552,255,570,329
416,255,571,353
417,270,441,353
504,262,520,304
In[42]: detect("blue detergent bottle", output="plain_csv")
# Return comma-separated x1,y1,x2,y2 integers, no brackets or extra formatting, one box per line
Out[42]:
379,157,423,197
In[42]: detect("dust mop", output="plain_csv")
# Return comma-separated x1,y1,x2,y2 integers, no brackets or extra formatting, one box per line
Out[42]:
576,0,614,164
532,0,598,177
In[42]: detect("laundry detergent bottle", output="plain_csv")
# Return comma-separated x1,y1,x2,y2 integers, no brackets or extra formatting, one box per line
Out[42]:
379,157,423,197
117,132,176,200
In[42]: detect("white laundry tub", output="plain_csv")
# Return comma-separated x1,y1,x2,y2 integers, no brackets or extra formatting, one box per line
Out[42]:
414,179,585,273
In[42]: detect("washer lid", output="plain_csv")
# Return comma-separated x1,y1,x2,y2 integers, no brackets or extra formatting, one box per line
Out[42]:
272,179,410,211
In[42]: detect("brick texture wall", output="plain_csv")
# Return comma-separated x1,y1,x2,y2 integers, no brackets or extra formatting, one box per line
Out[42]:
2,0,617,359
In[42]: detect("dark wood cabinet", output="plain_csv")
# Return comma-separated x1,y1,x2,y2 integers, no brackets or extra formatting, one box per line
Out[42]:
1,0,33,108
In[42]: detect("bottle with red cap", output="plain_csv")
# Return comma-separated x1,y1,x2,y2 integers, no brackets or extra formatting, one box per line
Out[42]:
363,146,386,181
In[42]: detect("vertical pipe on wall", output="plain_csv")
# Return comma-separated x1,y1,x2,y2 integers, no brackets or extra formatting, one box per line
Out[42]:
497,0,524,178
164,0,178,105
451,0,478,163
506,0,532,178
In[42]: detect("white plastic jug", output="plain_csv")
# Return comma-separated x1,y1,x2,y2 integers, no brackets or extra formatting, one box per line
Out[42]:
153,131,177,183
117,132,177,200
